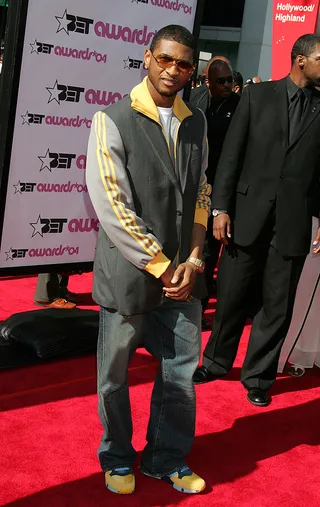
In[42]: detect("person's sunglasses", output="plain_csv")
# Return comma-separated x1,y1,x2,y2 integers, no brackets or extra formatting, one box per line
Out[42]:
216,76,234,85
151,52,195,75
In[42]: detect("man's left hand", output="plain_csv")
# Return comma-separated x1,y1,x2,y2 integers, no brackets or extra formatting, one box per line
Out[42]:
313,227,320,255
163,262,198,301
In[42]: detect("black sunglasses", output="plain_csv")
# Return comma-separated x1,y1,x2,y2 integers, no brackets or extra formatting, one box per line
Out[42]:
151,52,195,75
216,76,234,85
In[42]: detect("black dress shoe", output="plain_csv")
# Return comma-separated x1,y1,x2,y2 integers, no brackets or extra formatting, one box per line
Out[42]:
193,366,219,385
247,388,270,407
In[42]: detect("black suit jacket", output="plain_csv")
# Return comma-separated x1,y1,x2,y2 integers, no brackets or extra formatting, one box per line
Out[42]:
189,86,240,187
211,77,320,257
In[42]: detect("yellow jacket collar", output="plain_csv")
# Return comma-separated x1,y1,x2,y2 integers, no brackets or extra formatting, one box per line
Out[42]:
130,77,193,123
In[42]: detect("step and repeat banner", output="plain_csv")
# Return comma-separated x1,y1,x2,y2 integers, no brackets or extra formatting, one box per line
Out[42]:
0,0,199,270
272,1,320,79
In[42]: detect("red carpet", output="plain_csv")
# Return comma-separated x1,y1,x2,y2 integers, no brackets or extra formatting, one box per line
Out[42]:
1,273,320,507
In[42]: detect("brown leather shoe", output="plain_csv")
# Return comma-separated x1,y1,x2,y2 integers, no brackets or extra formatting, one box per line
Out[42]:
34,298,76,309
63,290,83,304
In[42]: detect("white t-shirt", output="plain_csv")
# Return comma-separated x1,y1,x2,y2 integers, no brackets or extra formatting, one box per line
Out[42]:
157,106,173,140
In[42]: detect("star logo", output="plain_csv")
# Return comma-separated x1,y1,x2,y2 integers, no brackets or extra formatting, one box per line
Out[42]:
30,215,44,238
46,80,61,105
123,57,131,70
13,181,22,194
55,9,70,35
21,111,30,126
38,149,52,172
30,39,39,54
5,248,14,261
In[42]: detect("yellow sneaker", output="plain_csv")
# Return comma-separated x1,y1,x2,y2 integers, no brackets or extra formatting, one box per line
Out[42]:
105,467,135,494
143,465,206,494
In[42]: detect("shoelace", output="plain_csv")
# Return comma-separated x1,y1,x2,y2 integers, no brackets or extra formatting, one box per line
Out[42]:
110,467,132,477
170,466,192,479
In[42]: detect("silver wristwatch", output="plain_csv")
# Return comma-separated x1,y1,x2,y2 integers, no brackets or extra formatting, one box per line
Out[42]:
212,209,228,217
186,257,205,274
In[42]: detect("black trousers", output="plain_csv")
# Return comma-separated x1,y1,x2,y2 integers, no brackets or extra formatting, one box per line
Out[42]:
202,215,221,313
203,222,305,390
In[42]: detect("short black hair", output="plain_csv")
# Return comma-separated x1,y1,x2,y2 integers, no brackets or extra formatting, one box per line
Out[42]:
150,25,196,55
291,34,320,65
233,71,243,89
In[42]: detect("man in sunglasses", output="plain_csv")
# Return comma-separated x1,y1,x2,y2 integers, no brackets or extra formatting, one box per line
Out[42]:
86,25,211,495
205,60,240,189
191,60,240,322
190,55,231,113
194,34,320,407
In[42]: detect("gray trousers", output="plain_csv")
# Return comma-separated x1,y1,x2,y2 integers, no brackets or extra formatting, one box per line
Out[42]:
97,297,201,476
34,274,69,302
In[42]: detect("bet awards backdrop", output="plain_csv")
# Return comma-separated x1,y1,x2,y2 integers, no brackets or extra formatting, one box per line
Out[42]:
0,0,199,269
272,1,320,79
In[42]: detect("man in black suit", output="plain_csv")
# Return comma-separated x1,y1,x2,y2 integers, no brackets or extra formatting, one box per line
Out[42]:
190,60,240,323
193,34,320,407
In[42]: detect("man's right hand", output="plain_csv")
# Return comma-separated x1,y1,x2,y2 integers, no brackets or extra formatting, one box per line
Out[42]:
160,263,177,288
213,213,232,245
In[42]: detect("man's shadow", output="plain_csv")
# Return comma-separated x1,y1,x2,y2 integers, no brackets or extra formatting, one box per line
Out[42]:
191,397,320,486
3,398,320,507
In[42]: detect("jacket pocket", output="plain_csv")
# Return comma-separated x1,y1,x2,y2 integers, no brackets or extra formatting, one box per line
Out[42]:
236,181,249,195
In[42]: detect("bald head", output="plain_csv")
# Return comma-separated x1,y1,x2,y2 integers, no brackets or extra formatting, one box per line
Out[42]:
202,55,232,78
208,59,231,73
202,56,232,92
208,60,234,99
207,55,231,71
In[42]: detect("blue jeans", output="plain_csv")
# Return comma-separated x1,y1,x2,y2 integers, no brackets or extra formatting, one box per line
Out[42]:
97,297,201,476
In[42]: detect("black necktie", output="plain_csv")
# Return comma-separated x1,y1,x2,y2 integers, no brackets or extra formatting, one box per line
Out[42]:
288,89,307,144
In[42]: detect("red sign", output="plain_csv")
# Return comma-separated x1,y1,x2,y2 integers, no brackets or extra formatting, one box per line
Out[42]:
272,1,320,79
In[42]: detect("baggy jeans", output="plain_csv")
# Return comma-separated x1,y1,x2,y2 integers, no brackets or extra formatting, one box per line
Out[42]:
97,297,201,476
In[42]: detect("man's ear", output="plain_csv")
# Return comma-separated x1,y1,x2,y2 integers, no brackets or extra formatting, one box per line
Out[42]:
297,54,305,69
144,49,151,70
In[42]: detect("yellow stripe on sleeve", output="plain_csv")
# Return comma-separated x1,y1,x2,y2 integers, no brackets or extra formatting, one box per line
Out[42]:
95,112,162,259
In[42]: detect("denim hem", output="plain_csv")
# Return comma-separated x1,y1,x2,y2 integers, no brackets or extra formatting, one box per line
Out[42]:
101,463,134,473
140,462,186,478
